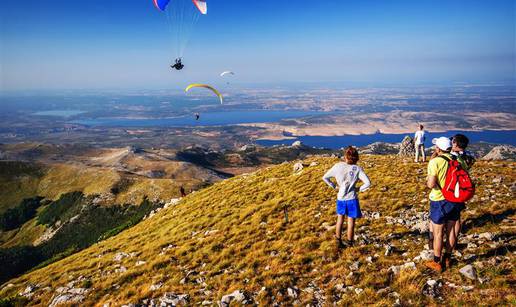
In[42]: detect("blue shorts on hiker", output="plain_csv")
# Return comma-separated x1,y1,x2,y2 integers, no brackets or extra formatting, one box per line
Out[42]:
429,200,461,225
336,199,362,218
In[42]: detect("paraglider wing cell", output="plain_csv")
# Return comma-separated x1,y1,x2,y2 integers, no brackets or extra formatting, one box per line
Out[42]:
192,0,208,14
185,84,223,104
153,0,171,11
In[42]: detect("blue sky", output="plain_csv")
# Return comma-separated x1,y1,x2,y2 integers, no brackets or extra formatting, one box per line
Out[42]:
0,0,514,90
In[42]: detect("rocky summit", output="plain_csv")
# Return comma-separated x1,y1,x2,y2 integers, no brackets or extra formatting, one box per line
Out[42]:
0,155,514,306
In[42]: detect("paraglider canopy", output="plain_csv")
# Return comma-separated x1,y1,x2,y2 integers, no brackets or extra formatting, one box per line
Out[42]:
185,84,224,104
220,71,235,77
153,0,170,11
192,0,208,14
153,0,207,14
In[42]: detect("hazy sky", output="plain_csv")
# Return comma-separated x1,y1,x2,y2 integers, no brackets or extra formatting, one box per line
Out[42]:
1,0,515,90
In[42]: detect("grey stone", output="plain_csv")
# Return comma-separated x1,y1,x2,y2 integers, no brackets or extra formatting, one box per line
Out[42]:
293,162,304,173
219,290,252,306
159,293,189,305
349,261,360,271
459,265,477,280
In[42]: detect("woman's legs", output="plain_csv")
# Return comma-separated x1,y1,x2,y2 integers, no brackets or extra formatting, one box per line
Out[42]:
336,214,345,239
347,217,355,242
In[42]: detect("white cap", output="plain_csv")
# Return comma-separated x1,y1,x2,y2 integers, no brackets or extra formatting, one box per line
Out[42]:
432,137,452,151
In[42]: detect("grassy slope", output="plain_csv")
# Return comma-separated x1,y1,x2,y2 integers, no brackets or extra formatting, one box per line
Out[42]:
0,160,217,248
0,162,44,213
1,155,514,306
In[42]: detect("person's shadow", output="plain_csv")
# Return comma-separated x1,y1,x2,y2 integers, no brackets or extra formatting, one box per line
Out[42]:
461,209,514,233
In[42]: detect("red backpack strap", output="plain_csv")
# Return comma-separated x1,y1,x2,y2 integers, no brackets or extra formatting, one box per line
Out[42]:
434,155,452,190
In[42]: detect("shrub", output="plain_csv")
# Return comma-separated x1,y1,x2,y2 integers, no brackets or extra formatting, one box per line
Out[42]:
0,197,43,231
37,192,84,226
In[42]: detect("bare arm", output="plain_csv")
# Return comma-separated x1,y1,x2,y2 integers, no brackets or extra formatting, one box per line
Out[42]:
427,175,438,189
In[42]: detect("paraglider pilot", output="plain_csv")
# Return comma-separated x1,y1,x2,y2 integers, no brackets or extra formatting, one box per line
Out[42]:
171,58,184,70
195,113,200,120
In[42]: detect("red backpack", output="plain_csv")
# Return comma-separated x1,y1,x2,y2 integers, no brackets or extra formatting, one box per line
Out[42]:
439,156,475,203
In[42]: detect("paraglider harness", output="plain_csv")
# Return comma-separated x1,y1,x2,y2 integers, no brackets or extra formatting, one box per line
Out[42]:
171,58,184,70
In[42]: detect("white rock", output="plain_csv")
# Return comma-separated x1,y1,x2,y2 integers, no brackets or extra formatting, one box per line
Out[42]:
159,293,189,305
113,252,129,262
349,261,360,271
150,282,163,291
291,141,302,147
49,294,85,307
459,265,477,280
478,232,493,240
287,287,299,298
135,261,146,266
220,290,251,306
354,288,364,295
293,162,304,173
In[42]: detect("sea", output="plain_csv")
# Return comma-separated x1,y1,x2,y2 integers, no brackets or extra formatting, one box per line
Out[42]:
69,109,516,148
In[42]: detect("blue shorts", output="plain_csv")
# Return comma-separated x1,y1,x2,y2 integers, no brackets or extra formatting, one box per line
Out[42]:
336,199,362,218
430,200,461,225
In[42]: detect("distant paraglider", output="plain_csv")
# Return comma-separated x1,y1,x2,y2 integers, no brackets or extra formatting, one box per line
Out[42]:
220,71,235,77
170,58,184,70
152,0,207,69
220,71,235,84
185,84,224,104
195,112,200,120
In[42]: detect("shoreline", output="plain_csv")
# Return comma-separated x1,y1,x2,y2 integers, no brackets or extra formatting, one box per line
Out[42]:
254,128,516,141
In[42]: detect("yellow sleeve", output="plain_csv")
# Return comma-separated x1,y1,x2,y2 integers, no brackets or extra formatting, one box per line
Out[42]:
427,158,439,177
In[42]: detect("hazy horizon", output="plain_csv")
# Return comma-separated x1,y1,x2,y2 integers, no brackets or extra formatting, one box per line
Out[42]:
1,0,515,91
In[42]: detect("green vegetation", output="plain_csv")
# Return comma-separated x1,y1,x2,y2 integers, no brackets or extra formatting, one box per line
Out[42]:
1,155,513,306
0,197,43,231
0,295,30,307
37,192,83,226
0,193,161,284
0,161,44,214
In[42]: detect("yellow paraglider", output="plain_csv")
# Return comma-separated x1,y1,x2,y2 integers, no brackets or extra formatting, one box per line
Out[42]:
185,84,224,104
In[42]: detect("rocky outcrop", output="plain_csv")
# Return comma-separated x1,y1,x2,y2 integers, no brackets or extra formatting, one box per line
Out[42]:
360,142,399,155
219,290,253,306
291,141,303,147
398,136,415,157
482,145,516,161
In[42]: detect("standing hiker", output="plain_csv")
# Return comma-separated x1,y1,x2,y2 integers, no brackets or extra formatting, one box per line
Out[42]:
323,146,371,249
414,124,426,162
425,137,459,272
449,134,475,252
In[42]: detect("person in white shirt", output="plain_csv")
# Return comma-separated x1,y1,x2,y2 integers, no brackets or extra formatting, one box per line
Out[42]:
322,146,371,249
414,124,426,162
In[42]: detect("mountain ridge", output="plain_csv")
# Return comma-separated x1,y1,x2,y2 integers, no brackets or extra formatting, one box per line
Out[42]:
1,154,514,306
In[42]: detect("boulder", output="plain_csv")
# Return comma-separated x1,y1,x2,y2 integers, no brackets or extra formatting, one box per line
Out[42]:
287,287,299,299
293,162,304,173
49,294,86,307
398,136,416,157
220,290,253,306
422,279,442,298
459,265,477,280
159,293,189,305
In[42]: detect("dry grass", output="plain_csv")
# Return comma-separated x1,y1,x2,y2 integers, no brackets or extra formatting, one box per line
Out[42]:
1,155,514,306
